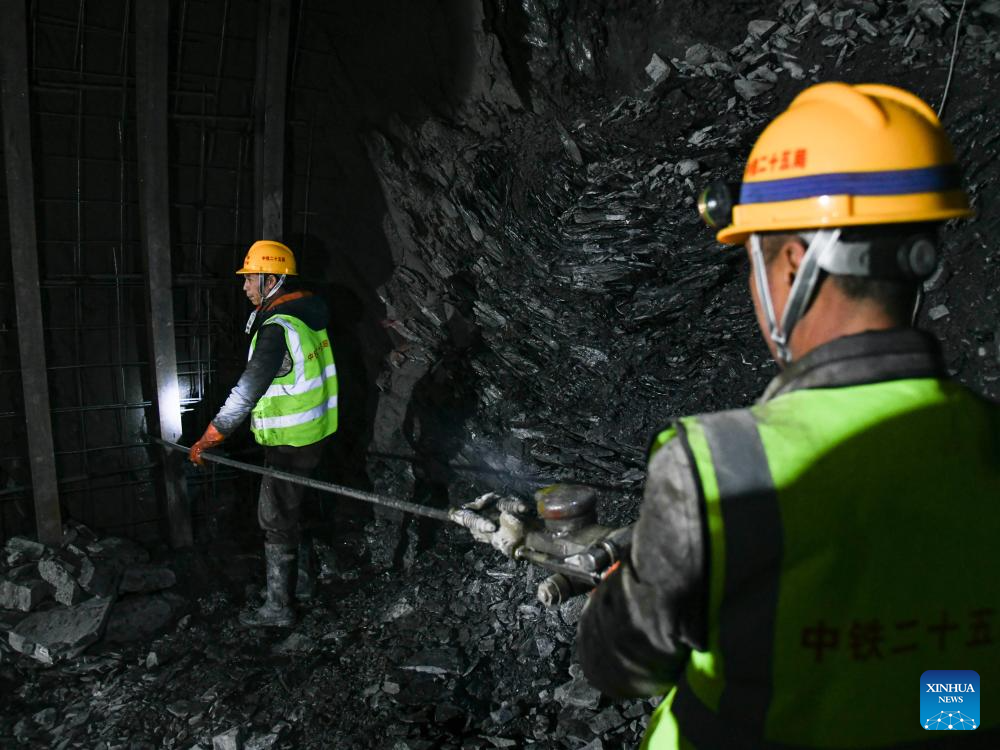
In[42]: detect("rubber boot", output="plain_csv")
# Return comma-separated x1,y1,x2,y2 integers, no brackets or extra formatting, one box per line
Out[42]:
239,543,296,628
295,539,317,602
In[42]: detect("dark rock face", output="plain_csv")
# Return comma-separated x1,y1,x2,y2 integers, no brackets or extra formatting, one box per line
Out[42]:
365,0,1000,538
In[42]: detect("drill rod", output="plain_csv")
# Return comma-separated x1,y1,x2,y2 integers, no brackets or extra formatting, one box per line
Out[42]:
149,436,453,523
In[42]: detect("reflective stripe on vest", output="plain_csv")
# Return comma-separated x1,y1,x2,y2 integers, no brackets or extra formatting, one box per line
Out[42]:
644,379,1000,749
253,395,339,430
249,314,338,447
683,409,780,747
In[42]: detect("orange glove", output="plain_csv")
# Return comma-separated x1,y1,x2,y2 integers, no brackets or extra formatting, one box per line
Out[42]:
588,560,623,599
189,423,225,465
600,560,622,580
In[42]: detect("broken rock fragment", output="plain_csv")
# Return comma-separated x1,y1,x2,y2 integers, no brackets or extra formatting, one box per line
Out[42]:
675,159,700,177
735,78,774,100
0,564,53,612
166,699,208,719
644,53,670,84
37,558,86,606
77,556,118,597
684,43,726,66
747,19,779,39
400,647,462,675
8,595,114,665
119,564,177,594
4,536,46,567
213,726,245,750
86,535,150,571
589,706,626,734
554,665,602,711
273,632,317,654
245,733,280,750
103,591,187,643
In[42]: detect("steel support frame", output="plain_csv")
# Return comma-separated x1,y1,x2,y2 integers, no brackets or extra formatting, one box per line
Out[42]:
254,0,291,240
135,0,193,548
0,0,63,546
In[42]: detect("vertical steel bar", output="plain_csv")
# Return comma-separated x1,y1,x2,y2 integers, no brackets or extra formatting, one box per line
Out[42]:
233,133,247,333
173,0,188,94
254,0,290,239
194,85,207,403
208,0,230,165
135,0,193,547
252,0,266,237
118,0,136,536
74,4,93,500
290,0,306,89
301,115,314,258
0,0,64,545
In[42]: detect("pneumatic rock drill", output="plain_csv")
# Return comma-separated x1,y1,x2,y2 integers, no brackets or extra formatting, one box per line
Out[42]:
449,484,632,607
151,436,631,607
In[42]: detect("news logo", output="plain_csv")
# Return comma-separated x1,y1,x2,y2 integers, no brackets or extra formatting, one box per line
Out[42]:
921,670,980,730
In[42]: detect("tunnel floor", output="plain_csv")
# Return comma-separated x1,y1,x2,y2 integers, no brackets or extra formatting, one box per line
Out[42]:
1,524,651,749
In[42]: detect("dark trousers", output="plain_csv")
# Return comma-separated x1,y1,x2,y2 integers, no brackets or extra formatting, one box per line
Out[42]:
258,438,328,545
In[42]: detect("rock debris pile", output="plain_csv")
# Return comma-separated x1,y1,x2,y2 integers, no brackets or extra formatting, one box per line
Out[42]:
1,533,656,748
0,523,184,667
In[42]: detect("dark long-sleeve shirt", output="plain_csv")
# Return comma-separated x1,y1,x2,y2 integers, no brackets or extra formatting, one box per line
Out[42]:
212,292,329,436
576,328,948,698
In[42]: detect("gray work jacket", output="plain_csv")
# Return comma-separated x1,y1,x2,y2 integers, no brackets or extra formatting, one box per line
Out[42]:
212,292,329,436
576,328,948,698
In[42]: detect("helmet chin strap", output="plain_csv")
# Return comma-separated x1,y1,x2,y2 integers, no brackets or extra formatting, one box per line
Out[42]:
750,229,841,366
245,273,287,334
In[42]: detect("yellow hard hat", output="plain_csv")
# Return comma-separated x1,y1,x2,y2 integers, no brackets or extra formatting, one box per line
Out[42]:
712,82,972,245
235,240,297,275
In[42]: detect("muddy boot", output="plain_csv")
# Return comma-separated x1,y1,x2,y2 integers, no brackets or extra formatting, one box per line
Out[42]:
239,543,296,628
295,539,317,602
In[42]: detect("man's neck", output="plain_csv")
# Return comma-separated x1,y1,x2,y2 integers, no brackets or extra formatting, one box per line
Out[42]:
787,293,905,363
262,289,309,311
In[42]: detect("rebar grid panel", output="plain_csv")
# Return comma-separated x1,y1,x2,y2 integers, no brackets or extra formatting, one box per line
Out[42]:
0,0,339,546
0,0,63,545
0,0,259,544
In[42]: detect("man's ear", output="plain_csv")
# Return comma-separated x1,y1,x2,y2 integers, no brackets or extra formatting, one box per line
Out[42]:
781,237,808,277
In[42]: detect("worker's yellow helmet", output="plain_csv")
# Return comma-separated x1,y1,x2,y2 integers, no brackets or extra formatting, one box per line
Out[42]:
235,240,297,275
706,82,972,245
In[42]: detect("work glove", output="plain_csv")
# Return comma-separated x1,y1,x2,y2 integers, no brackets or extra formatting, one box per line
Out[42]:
189,423,225,466
449,492,531,558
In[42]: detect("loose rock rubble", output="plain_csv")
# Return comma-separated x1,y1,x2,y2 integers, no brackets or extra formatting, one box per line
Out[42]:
0,522,184,666
1,531,657,748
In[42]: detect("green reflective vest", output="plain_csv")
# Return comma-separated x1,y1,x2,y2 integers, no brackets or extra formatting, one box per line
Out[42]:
249,313,338,447
644,377,1000,749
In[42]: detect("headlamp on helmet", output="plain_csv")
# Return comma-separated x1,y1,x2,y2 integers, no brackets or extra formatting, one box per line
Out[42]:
697,181,740,230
